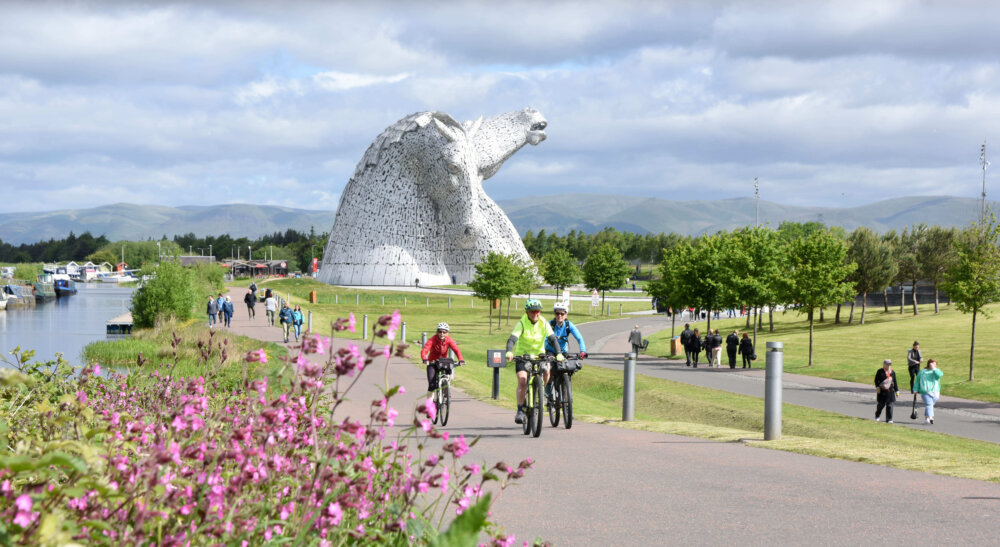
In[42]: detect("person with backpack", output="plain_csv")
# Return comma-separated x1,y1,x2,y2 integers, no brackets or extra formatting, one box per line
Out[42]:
292,305,304,341
278,302,294,343
243,289,256,319
545,302,588,400
206,296,218,328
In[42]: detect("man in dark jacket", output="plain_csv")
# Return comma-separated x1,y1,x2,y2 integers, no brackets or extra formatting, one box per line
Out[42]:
874,359,899,423
243,289,256,319
628,325,643,356
710,329,723,367
686,328,703,368
726,330,740,368
680,324,693,366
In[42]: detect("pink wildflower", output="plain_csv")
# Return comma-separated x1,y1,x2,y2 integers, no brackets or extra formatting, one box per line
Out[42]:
15,494,32,512
76,390,87,404
420,419,433,432
348,312,356,333
383,344,391,359
326,502,342,525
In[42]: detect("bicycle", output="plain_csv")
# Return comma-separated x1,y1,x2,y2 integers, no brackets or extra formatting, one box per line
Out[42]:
429,358,460,427
548,353,583,429
513,354,551,438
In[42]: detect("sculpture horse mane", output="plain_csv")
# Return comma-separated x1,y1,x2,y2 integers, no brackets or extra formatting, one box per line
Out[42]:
318,108,548,286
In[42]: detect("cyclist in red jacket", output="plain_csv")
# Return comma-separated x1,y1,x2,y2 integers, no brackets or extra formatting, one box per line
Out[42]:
421,322,465,393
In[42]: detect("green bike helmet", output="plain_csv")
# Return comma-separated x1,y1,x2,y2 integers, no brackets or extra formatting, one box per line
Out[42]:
524,299,543,311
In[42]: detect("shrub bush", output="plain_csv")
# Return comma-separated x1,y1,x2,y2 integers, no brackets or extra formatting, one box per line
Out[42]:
130,262,198,328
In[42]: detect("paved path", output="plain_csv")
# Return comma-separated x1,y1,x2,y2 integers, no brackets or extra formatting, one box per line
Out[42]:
223,287,1000,545
574,316,1000,444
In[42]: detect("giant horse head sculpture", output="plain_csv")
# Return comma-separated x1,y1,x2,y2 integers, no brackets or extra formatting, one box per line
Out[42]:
318,108,547,286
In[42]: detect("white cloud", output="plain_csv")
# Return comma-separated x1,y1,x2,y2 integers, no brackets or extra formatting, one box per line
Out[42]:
312,71,409,92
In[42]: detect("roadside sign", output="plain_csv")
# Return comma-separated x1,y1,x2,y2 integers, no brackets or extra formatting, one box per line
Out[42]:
591,290,600,307
562,289,570,303
312,257,318,273
486,349,507,368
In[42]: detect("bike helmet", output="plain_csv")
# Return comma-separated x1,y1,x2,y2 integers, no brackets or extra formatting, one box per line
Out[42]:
553,302,568,313
524,299,543,311
436,322,450,332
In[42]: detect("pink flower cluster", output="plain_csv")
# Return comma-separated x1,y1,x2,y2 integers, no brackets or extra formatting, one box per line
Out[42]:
0,310,534,544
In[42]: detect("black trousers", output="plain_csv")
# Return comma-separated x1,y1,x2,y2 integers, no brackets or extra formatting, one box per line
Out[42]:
684,349,692,365
908,365,919,391
426,364,439,392
727,347,737,368
876,391,895,421
742,353,752,368
690,351,700,366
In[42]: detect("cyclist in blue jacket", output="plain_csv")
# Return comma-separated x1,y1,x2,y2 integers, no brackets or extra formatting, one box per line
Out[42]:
544,302,587,400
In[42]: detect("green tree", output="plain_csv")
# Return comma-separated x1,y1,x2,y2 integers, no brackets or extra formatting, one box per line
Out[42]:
847,226,897,325
727,227,785,343
467,253,520,332
130,262,199,328
880,230,899,312
942,217,1000,381
919,225,958,313
539,248,580,297
897,224,926,315
785,230,857,365
647,245,693,341
582,243,631,315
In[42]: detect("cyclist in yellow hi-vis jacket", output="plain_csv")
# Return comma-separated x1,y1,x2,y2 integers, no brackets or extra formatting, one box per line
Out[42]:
506,299,561,424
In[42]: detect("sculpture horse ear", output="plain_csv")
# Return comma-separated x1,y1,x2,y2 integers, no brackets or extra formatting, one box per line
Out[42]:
463,116,483,139
431,112,466,143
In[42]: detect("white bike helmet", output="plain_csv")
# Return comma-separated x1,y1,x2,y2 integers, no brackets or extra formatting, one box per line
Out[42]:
436,322,450,332
553,302,568,313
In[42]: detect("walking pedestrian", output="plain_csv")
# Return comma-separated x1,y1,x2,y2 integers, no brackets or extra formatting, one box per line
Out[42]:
726,330,740,368
907,341,923,392
738,332,754,368
629,325,643,356
264,293,278,326
292,305,304,341
216,293,225,323
243,289,256,319
206,296,218,328
710,329,723,367
278,302,293,343
680,324,694,366
914,359,943,425
874,359,899,423
686,328,702,368
223,296,234,327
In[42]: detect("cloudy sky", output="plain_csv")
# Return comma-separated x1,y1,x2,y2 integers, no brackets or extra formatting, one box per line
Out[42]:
2,0,998,214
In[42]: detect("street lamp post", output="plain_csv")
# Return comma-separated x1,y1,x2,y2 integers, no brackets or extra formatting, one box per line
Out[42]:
754,177,760,228
981,141,990,225
156,242,161,265
209,244,212,261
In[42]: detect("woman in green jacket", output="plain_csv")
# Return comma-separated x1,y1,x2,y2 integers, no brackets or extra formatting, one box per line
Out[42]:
914,359,943,425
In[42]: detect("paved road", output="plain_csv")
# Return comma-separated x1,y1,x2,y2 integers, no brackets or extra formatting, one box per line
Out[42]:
224,288,1000,544
575,316,1000,444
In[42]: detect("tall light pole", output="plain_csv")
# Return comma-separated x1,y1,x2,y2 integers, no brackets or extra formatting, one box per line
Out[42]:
311,244,315,275
981,141,990,225
156,241,161,265
754,177,760,228
209,244,212,260
249,246,252,261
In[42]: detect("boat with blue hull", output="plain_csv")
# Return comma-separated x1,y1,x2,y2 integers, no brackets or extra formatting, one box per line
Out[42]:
54,278,77,297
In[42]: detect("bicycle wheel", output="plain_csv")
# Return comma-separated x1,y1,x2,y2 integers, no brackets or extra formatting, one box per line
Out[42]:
531,375,543,437
562,374,573,429
548,376,561,427
439,383,451,427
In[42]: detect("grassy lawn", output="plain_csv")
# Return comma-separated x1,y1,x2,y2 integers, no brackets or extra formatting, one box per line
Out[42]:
645,302,1000,403
249,278,1000,483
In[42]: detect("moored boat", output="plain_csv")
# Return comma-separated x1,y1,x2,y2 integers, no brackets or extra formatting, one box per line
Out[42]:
33,274,57,302
2,282,35,307
54,278,77,297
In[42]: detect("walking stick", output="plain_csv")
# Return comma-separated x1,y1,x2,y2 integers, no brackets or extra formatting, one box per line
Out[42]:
910,392,918,420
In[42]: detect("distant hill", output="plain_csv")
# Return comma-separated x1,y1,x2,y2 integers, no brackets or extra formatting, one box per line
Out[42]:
0,195,991,245
497,194,993,236
0,203,336,245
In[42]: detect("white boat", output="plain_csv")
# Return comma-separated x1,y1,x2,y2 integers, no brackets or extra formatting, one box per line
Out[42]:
96,273,138,283
0,292,7,310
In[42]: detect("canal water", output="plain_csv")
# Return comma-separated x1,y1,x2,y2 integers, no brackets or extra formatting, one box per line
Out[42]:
0,283,134,367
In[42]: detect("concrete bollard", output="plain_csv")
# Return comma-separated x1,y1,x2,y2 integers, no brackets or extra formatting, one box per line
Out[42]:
426,297,429,307
335,294,338,304
381,296,385,306
623,352,636,421
307,310,312,332
448,297,452,309
765,341,783,440
356,293,359,305
363,314,368,336
619,303,623,317
400,322,406,343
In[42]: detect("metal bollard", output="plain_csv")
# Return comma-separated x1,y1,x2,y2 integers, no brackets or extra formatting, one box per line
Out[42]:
421,332,427,347
307,310,312,332
382,296,385,306
401,322,406,344
619,303,623,316
623,352,636,421
448,297,452,309
363,314,368,336
765,341,783,440
356,293,359,305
